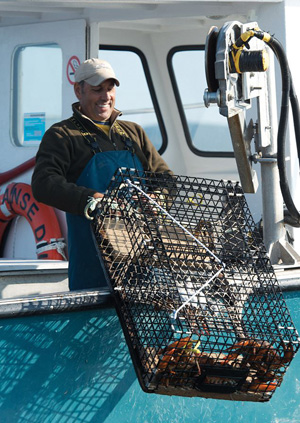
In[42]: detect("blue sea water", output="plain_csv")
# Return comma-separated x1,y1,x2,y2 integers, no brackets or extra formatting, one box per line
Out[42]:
0,291,299,423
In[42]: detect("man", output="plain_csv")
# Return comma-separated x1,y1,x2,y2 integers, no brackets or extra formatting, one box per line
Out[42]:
32,58,173,290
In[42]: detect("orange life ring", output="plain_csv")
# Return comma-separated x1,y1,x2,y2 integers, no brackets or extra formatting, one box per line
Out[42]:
0,182,66,260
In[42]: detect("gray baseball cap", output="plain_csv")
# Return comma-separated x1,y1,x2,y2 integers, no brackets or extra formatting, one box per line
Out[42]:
75,58,120,86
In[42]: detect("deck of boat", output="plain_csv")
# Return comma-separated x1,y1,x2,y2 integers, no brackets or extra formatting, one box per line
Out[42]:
0,259,68,299
0,258,299,308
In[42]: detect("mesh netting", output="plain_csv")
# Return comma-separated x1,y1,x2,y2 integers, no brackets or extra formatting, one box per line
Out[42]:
91,169,299,402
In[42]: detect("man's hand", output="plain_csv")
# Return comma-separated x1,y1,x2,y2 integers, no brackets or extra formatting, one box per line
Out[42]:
84,194,104,220
93,192,104,199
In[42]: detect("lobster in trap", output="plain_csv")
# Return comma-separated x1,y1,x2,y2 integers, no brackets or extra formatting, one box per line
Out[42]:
91,169,300,402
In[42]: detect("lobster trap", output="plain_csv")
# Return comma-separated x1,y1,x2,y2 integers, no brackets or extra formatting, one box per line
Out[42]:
91,169,300,402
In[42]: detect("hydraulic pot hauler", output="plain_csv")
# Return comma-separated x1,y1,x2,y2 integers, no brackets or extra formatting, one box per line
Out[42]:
204,21,300,266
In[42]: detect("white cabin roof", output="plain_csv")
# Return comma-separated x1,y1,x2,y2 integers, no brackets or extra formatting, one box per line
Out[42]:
0,0,282,29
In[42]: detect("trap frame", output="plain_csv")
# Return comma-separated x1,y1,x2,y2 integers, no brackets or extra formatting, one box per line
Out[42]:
91,169,299,402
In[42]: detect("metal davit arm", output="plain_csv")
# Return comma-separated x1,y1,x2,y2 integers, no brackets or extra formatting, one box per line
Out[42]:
204,21,300,265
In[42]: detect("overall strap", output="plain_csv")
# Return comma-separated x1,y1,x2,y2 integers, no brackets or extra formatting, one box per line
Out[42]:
70,116,101,154
114,121,135,153
71,115,137,158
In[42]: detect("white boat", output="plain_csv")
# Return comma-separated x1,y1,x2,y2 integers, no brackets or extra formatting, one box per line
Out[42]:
0,1,300,420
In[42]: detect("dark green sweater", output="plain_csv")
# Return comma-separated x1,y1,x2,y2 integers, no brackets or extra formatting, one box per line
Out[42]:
31,102,173,216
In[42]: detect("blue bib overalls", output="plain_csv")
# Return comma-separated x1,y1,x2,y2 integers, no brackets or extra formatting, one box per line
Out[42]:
66,149,143,290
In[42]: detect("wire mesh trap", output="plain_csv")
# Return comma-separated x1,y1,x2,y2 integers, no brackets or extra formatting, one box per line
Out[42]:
91,169,300,402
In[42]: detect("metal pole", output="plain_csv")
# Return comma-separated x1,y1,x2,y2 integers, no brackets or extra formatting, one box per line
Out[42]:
258,56,285,263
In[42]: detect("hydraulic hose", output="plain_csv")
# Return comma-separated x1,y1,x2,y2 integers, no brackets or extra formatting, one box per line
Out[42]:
290,78,300,164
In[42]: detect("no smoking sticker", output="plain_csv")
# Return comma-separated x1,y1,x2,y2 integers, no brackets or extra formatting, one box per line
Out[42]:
67,56,81,85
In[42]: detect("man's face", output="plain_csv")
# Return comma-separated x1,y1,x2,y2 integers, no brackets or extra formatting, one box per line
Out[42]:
74,79,116,121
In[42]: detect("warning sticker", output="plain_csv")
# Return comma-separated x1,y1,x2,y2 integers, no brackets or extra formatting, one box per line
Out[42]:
66,56,81,85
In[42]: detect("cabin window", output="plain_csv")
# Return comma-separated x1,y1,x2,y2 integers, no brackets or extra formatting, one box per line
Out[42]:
12,44,63,146
99,46,167,153
168,46,233,157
